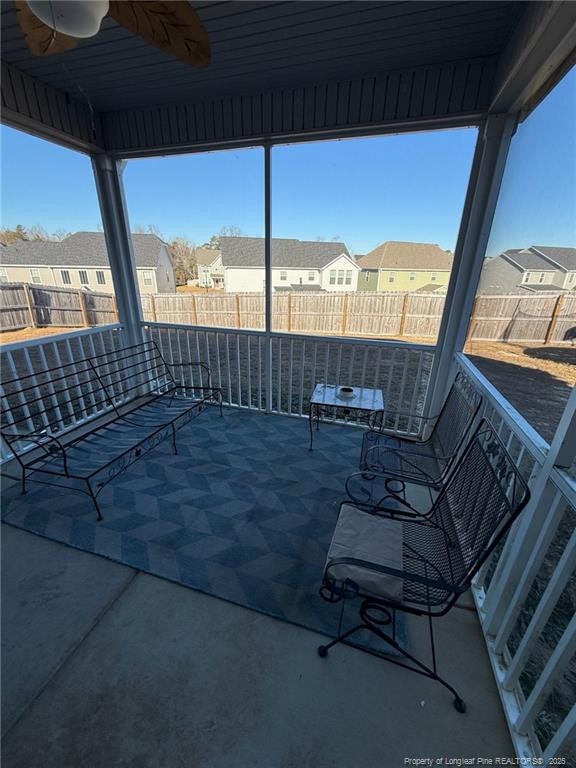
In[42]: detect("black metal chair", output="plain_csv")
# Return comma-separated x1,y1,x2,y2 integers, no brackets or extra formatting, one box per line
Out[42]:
318,419,530,712
359,371,482,488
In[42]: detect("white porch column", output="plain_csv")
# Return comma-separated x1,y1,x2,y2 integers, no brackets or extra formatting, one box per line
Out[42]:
264,143,273,414
425,113,517,416
91,155,143,347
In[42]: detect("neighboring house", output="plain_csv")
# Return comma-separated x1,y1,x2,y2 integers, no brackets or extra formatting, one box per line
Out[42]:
219,237,360,292
357,241,453,292
477,246,576,294
0,232,176,294
530,246,576,290
195,247,224,288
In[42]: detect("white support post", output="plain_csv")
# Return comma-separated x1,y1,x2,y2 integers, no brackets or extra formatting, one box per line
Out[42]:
91,155,143,347
425,113,517,416
264,143,273,414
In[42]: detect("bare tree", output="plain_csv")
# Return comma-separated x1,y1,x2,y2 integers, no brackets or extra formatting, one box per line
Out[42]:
170,236,197,284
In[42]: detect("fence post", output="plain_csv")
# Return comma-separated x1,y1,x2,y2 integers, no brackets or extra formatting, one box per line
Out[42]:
545,294,565,345
287,292,292,332
77,289,90,327
341,293,349,335
235,293,241,328
150,294,158,322
191,293,198,326
465,297,480,346
398,293,410,337
22,283,37,328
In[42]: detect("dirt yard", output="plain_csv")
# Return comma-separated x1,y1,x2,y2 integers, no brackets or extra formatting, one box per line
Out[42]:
1,326,573,443
463,340,575,443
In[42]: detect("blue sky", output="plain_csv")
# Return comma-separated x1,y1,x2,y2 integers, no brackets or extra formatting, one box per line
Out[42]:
1,68,574,257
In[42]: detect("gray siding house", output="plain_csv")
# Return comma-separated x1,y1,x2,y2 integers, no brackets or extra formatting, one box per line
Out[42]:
0,232,176,294
478,246,576,294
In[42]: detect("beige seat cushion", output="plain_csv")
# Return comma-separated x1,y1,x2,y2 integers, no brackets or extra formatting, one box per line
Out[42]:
326,504,404,602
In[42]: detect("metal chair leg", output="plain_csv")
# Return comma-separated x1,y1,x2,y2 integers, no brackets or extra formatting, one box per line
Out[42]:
86,481,103,522
318,602,466,713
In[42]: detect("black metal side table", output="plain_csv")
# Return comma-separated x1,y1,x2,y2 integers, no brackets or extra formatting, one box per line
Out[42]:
308,383,384,450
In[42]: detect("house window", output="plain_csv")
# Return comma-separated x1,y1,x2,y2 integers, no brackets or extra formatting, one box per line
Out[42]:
365,272,370,282
431,272,437,282
280,271,287,281
96,270,106,285
0,267,7,283
345,270,352,285
329,270,336,285
409,272,415,281
538,272,545,283
78,270,89,285
143,270,154,286
568,273,575,283
308,271,315,282
61,270,71,285
388,272,396,283
30,268,41,284
522,272,530,283
337,270,344,285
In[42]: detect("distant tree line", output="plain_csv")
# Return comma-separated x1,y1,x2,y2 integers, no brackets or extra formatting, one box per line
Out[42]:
0,224,70,245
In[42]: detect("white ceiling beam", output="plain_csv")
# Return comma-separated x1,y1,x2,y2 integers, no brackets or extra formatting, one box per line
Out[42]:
490,1,576,115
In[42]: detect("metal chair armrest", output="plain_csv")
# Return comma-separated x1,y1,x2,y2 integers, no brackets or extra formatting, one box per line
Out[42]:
3,430,70,474
368,409,439,432
363,446,441,486
165,360,213,388
344,473,424,517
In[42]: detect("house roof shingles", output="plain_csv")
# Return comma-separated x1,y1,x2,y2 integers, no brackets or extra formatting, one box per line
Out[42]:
0,232,167,268
195,247,221,266
357,241,453,270
530,246,576,271
219,237,351,268
502,248,557,271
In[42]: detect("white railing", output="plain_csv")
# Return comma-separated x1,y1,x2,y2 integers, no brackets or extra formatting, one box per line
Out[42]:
143,322,435,430
456,353,576,765
0,324,125,460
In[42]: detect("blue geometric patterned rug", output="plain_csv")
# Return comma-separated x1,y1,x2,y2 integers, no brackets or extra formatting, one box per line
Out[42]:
1,408,406,649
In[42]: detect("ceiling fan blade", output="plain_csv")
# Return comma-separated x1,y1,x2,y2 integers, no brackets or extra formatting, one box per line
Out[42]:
15,0,80,56
108,1,210,68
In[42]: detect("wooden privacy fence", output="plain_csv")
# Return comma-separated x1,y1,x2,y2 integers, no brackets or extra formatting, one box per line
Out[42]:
0,283,118,330
141,291,575,343
1,283,575,343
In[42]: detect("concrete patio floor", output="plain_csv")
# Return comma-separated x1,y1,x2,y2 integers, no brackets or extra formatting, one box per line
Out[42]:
2,523,513,768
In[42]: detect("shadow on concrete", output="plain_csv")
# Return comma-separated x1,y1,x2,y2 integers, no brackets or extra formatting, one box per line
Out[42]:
466,354,573,444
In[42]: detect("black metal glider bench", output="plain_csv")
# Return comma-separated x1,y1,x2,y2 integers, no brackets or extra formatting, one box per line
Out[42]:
1,340,223,520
